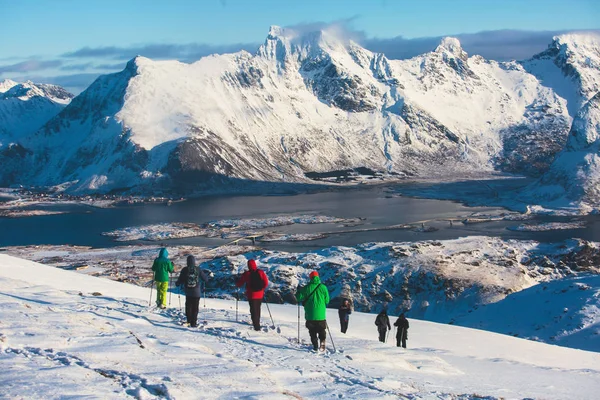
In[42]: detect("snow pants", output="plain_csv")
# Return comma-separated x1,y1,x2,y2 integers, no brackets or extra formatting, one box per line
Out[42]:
248,299,262,331
340,317,349,334
306,320,327,350
396,328,407,348
155,281,168,307
185,296,200,327
378,327,388,342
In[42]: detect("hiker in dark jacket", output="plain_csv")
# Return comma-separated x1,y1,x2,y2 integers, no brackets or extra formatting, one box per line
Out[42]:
375,309,391,342
151,248,174,309
176,255,209,327
235,259,269,331
394,313,410,348
338,298,352,334
296,271,330,351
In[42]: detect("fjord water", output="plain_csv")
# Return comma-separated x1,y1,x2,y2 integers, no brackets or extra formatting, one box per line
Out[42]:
0,182,598,250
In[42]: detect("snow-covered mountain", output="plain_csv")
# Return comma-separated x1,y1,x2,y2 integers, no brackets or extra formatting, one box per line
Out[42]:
525,91,600,210
0,79,72,143
0,80,73,185
1,28,599,200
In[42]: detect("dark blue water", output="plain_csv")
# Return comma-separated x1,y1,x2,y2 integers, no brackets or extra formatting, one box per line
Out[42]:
1,181,598,250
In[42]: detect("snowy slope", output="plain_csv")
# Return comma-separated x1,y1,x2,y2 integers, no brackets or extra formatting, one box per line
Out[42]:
0,79,73,146
5,234,599,352
1,28,599,202
1,253,599,399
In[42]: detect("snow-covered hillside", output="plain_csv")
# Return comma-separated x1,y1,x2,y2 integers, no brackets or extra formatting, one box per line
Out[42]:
1,253,599,399
4,233,599,352
1,28,599,205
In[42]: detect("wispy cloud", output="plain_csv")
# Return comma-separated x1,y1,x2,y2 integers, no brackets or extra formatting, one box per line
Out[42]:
363,29,600,61
60,62,95,71
95,62,126,70
0,59,63,73
62,42,260,63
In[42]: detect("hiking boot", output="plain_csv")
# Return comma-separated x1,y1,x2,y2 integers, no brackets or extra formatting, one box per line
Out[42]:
319,340,326,352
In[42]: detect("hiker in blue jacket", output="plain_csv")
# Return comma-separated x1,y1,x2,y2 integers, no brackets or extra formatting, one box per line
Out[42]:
176,255,209,327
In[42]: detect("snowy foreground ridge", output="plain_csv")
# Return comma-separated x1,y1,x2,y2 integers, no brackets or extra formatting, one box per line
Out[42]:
1,254,599,399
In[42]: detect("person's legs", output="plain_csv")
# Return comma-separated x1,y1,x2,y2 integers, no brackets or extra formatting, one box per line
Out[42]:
156,281,168,307
378,328,386,342
189,297,200,327
185,297,192,323
317,320,327,350
306,321,318,350
341,319,348,333
249,299,262,330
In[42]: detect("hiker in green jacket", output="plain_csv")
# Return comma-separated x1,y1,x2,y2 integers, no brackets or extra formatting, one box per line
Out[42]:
296,270,330,351
152,248,174,308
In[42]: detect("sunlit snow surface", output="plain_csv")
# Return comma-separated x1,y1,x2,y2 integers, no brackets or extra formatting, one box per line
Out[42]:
1,253,599,399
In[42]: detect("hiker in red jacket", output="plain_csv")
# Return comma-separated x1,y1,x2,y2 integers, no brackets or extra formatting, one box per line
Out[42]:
235,259,269,331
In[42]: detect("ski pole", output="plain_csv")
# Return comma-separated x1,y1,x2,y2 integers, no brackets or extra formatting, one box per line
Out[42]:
386,328,390,343
149,280,154,306
326,321,337,353
264,300,275,329
297,302,301,344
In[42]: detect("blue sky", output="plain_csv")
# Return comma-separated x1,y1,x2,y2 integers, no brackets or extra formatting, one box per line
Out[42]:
1,0,598,93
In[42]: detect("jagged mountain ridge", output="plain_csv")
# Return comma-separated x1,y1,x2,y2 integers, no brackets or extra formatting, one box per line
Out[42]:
1,27,599,199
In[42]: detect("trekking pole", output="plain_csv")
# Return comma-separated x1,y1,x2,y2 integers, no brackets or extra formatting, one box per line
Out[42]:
168,274,173,307
149,280,154,306
325,321,337,353
264,300,275,329
297,302,301,344
178,286,182,311
235,288,239,322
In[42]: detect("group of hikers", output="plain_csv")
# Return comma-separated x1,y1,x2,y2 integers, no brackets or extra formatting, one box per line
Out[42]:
151,248,409,351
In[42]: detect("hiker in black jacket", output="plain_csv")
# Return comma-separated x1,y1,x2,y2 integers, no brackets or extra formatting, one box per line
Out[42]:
338,299,352,334
394,313,410,348
375,309,391,342
176,255,209,327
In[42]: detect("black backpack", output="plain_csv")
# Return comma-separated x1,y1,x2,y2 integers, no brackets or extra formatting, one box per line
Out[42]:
187,266,199,288
249,270,263,291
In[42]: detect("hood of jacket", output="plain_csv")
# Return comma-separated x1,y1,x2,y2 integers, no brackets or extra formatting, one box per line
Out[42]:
187,255,196,268
159,248,168,258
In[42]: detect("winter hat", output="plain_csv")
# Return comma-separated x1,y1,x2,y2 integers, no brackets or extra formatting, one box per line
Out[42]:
247,259,257,270
309,271,319,279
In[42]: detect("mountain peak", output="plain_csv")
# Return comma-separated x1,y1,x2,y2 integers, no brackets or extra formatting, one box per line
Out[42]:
435,37,468,60
0,78,18,93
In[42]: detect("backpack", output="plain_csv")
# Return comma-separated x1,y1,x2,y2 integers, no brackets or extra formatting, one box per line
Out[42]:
375,313,384,326
186,266,199,288
249,269,264,291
